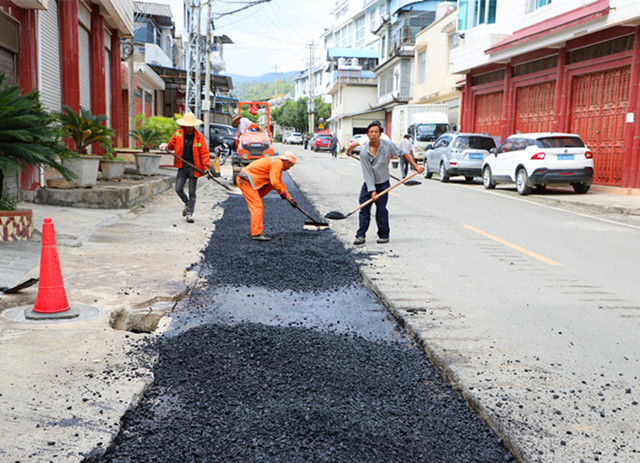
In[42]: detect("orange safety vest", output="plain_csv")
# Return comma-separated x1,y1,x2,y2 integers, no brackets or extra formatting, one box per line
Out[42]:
167,128,210,177
241,156,291,199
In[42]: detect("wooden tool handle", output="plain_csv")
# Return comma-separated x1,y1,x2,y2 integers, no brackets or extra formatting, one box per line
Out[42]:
349,171,421,215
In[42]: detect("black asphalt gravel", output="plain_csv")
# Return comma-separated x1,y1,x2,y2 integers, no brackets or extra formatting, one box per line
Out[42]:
87,174,515,462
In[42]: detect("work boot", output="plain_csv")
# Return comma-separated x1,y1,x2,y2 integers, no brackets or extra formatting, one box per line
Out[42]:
252,234,272,241
182,206,188,217
186,214,194,223
353,236,365,245
376,237,389,244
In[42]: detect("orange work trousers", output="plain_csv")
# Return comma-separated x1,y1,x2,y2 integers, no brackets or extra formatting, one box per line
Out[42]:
236,176,274,236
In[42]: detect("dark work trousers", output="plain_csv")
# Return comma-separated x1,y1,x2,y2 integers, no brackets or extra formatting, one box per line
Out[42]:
175,166,198,214
356,180,390,239
400,155,409,178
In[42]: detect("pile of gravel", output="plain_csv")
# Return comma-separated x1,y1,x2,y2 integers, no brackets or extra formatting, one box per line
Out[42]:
96,323,512,462
200,192,362,293
87,176,514,462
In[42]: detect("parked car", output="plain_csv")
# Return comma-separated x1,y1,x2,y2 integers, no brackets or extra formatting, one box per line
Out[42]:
313,134,333,151
285,132,303,145
423,132,496,182
482,132,594,195
210,123,236,152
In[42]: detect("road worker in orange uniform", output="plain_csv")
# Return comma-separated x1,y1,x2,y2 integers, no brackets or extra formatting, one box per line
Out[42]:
162,112,211,223
236,152,298,241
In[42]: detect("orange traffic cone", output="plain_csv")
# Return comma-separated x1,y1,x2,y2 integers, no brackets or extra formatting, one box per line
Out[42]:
24,218,78,319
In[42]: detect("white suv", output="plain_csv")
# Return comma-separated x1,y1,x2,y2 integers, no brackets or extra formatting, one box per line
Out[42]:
482,133,594,195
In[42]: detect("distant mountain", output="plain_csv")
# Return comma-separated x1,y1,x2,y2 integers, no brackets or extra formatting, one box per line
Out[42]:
229,71,299,101
228,70,300,83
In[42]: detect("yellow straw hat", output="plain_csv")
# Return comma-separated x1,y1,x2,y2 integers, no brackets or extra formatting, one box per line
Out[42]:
176,112,203,127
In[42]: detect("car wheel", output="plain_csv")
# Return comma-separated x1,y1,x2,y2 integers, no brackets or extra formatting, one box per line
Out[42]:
464,176,474,183
482,166,496,189
516,168,532,195
572,183,590,194
439,163,449,183
423,161,433,179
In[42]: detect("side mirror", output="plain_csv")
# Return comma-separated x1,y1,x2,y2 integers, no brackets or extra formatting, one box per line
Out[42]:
426,143,433,150
490,148,497,155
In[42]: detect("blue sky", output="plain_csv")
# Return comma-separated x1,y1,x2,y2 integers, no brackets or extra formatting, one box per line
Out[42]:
162,0,333,77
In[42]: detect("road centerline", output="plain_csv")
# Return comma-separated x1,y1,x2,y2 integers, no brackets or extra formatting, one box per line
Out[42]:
463,224,562,266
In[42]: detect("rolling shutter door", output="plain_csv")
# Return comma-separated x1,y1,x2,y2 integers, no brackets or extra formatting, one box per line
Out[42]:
0,10,18,85
514,81,555,133
570,67,629,186
39,1,62,112
474,91,502,136
78,26,91,110
0,49,15,85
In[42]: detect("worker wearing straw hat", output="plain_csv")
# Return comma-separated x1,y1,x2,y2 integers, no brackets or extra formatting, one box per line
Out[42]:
163,112,210,223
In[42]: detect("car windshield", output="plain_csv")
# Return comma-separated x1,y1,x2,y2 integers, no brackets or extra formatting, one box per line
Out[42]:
319,135,332,139
536,136,585,148
461,136,496,150
416,123,450,141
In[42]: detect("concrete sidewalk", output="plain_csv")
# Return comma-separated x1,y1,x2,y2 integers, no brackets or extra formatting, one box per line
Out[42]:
0,167,233,462
2,152,640,461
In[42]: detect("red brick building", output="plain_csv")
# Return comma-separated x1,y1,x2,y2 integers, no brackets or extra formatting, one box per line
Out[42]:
451,0,640,188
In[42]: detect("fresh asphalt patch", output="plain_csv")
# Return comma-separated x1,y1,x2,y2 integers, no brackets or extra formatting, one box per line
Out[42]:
86,174,515,462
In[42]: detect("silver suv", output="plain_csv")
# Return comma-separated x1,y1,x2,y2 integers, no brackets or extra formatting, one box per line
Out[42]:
423,132,497,182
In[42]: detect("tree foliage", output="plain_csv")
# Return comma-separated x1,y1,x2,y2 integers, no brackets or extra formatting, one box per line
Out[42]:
233,79,294,102
0,73,76,205
271,97,332,133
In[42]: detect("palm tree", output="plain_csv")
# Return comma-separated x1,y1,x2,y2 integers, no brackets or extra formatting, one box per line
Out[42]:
129,125,162,152
0,73,75,208
58,105,115,155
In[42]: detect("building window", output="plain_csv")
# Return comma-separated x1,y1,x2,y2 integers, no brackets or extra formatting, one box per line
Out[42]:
458,0,497,31
527,0,552,12
355,16,365,47
418,49,426,84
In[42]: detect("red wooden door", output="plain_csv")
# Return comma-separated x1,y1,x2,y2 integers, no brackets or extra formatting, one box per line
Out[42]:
515,81,556,133
570,67,630,186
474,91,503,136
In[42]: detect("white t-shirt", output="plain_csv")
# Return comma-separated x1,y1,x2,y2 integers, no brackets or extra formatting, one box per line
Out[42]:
398,138,413,154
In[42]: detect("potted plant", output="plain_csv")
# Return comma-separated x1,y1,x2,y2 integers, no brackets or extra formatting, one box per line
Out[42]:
0,72,75,240
100,147,128,181
129,116,165,175
58,105,115,187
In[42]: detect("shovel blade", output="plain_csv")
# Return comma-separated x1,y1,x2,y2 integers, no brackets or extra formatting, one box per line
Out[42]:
324,211,347,220
303,221,330,231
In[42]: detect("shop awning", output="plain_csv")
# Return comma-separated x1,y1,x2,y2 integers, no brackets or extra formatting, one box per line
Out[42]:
148,64,234,91
486,0,610,55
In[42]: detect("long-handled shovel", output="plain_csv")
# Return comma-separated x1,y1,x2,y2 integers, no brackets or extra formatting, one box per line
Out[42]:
347,152,421,186
291,202,329,231
325,171,421,220
166,152,232,191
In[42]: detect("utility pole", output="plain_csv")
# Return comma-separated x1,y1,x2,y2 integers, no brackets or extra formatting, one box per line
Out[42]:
273,64,278,101
186,0,201,116
203,0,213,145
307,41,316,134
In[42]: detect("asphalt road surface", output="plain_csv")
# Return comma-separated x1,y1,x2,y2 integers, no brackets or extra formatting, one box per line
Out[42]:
86,174,515,462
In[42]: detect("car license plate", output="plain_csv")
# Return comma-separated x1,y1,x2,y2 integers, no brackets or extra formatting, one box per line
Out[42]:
468,153,483,159
557,154,574,160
